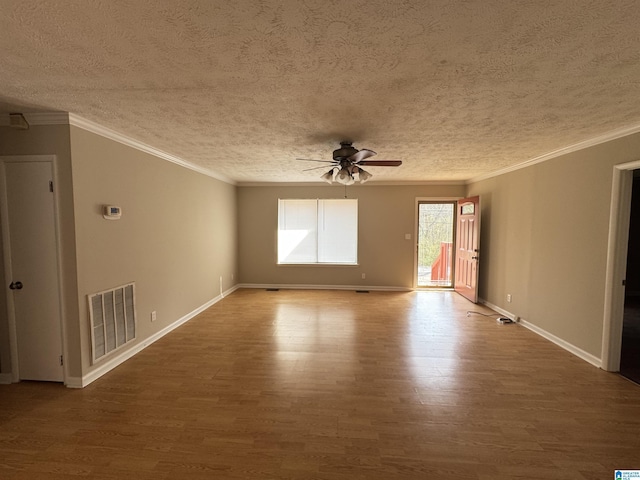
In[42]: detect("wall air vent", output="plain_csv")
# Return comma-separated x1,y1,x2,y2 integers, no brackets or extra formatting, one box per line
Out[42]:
88,282,136,364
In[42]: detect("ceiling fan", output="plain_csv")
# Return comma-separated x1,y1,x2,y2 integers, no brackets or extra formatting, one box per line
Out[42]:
298,142,402,185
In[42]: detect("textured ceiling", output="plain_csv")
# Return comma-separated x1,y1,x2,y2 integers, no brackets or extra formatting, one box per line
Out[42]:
2,1,640,184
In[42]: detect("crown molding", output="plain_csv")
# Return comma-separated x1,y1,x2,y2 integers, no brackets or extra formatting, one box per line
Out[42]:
5,112,640,187
0,112,70,126
67,114,235,185
466,122,640,184
237,180,466,187
0,111,235,185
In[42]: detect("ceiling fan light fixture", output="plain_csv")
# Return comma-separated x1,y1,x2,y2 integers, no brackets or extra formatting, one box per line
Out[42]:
321,169,335,184
357,168,372,183
335,167,353,185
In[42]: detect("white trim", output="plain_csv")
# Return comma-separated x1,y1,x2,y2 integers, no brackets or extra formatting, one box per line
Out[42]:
467,122,640,184
64,376,83,389
0,112,70,126
478,298,519,321
67,114,235,185
601,160,640,371
0,373,13,384
479,298,601,368
237,180,467,187
518,319,602,368
238,283,412,292
76,285,239,388
1,112,235,184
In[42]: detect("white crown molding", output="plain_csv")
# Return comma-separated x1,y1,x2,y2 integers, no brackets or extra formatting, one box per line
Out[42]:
466,122,640,184
0,112,70,126
1,112,235,185
27,112,70,125
5,112,640,187
237,180,466,187
67,114,235,185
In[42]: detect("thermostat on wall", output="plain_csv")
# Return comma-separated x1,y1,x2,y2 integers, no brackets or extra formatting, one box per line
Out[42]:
103,205,122,220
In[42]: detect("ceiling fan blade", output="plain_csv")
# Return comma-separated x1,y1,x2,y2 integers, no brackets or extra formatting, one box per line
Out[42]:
296,158,336,164
357,160,402,167
303,165,335,172
347,149,376,163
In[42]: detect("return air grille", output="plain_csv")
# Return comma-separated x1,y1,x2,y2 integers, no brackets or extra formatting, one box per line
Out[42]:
89,283,136,364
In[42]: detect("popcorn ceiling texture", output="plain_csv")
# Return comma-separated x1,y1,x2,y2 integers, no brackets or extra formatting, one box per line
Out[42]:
1,1,640,183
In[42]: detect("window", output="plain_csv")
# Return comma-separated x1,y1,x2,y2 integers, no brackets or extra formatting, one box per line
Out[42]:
278,199,358,264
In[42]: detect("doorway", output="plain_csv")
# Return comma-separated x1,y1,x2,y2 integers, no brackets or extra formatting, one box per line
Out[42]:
416,202,455,287
620,171,640,383
0,156,64,382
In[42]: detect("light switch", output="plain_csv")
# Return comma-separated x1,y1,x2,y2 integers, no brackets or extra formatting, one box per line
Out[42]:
405,233,411,240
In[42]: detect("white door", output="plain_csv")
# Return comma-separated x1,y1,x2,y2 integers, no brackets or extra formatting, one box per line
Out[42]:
1,159,64,381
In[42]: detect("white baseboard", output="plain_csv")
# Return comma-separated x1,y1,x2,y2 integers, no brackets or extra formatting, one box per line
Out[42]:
478,298,518,321
518,319,602,368
479,298,601,368
0,373,13,384
238,283,412,292
64,376,83,388
77,285,239,388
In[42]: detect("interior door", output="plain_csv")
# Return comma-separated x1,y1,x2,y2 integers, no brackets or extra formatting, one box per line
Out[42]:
454,196,480,303
620,172,640,384
2,159,64,382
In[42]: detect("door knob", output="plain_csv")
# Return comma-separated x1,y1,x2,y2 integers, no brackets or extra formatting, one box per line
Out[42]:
9,281,23,290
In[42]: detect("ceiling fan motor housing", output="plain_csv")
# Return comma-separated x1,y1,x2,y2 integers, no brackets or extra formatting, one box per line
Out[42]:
333,142,358,161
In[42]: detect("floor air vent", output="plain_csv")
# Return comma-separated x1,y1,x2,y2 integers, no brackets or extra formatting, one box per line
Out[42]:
89,283,137,364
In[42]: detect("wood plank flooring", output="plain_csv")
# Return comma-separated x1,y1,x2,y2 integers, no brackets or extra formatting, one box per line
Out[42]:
1,289,639,479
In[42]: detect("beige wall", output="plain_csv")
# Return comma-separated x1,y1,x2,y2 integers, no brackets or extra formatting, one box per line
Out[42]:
238,184,466,288
69,126,238,377
467,132,640,358
0,125,80,377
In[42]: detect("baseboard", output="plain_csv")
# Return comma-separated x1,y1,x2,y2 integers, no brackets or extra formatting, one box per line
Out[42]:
479,298,602,368
518,319,602,368
238,283,412,292
78,285,239,388
478,298,519,321
0,373,13,384
64,376,83,388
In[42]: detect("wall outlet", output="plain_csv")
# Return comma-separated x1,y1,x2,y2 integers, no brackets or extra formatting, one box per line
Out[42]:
362,273,366,279
507,294,512,303
151,311,157,322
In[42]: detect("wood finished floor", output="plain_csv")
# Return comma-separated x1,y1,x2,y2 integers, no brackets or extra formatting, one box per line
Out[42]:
1,289,639,479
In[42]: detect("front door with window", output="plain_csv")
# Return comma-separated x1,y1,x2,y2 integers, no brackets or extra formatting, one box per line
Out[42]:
454,196,481,303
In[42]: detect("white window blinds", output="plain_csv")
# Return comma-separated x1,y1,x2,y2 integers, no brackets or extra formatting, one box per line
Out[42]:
278,199,358,264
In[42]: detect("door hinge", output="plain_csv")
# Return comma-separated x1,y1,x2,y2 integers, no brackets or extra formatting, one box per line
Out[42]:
49,180,54,193
60,355,63,366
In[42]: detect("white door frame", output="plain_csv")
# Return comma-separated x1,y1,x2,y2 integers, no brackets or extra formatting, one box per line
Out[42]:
0,155,67,383
602,159,640,371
